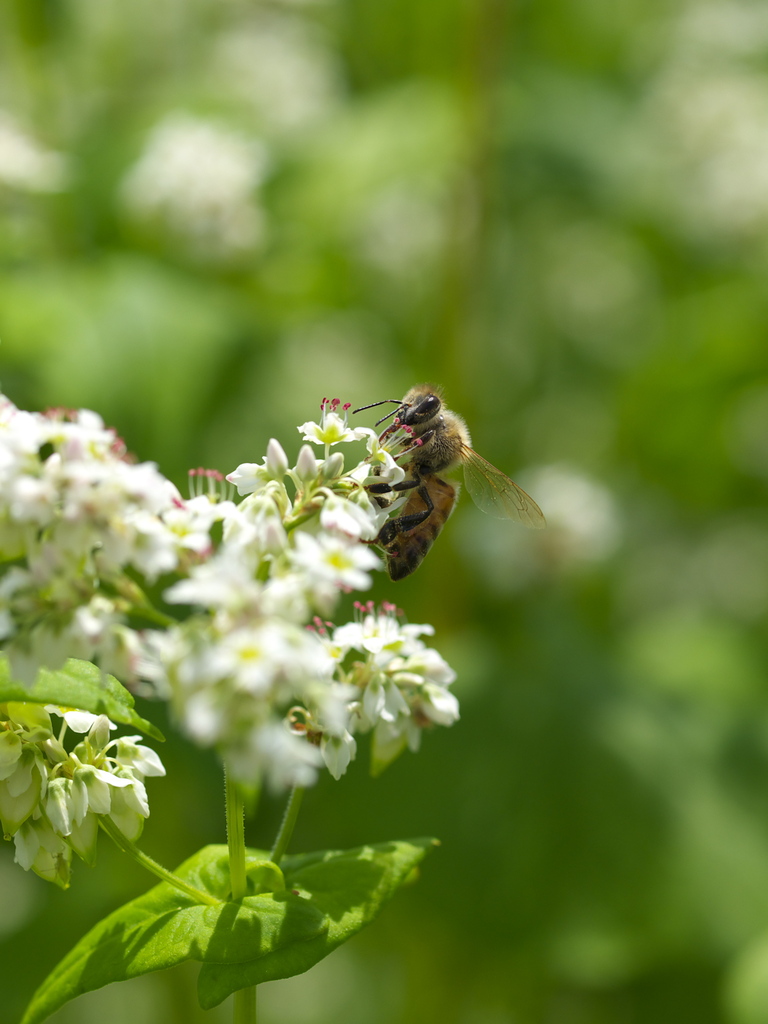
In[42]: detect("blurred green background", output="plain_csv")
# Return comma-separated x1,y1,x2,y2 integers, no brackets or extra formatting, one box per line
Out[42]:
4,0,768,1021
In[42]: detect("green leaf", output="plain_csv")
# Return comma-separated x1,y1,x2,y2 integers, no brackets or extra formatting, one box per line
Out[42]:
0,657,163,741
198,837,437,1009
21,838,436,1023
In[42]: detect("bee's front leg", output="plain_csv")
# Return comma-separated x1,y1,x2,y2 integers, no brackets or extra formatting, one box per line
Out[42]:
366,478,420,496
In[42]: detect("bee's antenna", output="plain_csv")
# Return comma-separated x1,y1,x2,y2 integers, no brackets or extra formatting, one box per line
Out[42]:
351,399,402,415
375,407,402,426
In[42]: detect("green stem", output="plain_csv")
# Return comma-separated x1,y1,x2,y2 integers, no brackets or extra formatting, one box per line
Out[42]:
283,510,318,533
225,769,249,900
132,603,177,628
270,786,305,865
98,817,219,906
225,770,259,1024
233,988,257,1024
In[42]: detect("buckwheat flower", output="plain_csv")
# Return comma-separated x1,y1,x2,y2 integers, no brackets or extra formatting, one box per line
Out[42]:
8,473,58,525
112,736,166,778
299,399,368,449
321,730,357,781
115,508,179,581
228,721,324,793
164,549,264,613
258,570,312,623
323,603,459,775
290,531,381,592
333,604,434,660
353,428,407,488
49,707,104,735
45,776,88,836
14,817,71,887
320,495,379,541
0,702,165,886
0,730,22,777
162,494,235,556
0,746,46,833
107,777,148,842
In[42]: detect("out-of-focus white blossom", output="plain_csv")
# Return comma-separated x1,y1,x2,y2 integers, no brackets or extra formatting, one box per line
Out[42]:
119,113,269,261
623,2,768,244
0,112,68,193
210,13,342,132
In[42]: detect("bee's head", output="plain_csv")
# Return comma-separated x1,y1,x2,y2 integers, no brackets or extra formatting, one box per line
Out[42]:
399,385,443,427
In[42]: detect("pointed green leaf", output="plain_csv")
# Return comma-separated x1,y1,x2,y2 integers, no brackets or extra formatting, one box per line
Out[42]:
21,838,437,1023
0,657,163,741
20,845,327,1024
198,837,438,1009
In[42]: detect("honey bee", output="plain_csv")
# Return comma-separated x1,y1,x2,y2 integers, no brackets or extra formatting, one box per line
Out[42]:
353,384,545,580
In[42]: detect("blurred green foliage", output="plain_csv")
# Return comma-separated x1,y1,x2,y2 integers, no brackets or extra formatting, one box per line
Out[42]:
3,0,768,1022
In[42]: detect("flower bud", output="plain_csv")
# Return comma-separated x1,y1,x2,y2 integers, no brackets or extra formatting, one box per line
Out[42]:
0,730,22,780
295,444,319,481
266,439,289,478
321,451,345,481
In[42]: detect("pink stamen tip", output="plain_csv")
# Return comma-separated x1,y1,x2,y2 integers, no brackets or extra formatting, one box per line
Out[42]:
343,403,351,411
331,398,340,410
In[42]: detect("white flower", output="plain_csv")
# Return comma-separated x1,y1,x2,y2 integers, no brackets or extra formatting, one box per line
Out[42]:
47,707,114,736
228,722,324,793
320,495,379,541
45,777,88,836
162,495,233,555
299,399,368,448
164,546,262,612
113,737,167,778
321,730,357,781
290,531,380,592
0,701,165,886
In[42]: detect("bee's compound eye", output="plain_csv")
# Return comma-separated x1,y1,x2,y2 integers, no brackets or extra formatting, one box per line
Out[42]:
412,395,440,422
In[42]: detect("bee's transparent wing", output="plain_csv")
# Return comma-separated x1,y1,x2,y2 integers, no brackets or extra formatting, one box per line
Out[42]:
462,447,546,527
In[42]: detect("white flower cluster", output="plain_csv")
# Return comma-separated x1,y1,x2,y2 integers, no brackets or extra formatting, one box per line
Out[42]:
312,600,459,778
144,399,432,791
0,395,229,685
0,703,165,888
0,393,460,796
